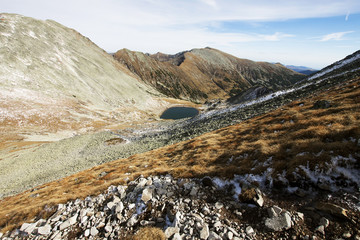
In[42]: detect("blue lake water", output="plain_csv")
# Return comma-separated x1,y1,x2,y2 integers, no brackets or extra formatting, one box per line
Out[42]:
160,107,199,120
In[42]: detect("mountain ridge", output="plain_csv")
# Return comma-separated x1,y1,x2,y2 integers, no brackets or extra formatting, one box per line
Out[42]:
114,47,305,102
285,65,318,75
0,13,174,143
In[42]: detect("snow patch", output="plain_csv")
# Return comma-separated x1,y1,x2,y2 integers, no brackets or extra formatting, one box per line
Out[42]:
308,52,360,80
297,155,359,191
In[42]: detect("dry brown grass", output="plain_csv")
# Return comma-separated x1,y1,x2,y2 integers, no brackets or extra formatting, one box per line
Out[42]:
132,227,165,240
1,77,360,233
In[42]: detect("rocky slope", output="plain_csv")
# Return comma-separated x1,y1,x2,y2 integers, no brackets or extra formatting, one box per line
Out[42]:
0,50,359,239
114,47,305,102
0,13,169,141
0,13,184,185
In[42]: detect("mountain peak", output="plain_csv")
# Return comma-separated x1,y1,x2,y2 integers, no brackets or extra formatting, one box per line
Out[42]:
114,48,305,102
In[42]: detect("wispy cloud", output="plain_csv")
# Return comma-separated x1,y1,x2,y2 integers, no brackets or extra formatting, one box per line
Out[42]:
199,0,217,9
1,0,360,68
320,31,354,41
260,32,295,41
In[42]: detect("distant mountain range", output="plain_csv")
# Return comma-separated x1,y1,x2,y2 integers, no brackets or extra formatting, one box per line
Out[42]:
114,48,305,102
285,65,318,75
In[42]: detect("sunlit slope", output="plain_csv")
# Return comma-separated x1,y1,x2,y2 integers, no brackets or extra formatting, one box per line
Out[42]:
114,47,305,102
0,13,165,133
1,75,358,233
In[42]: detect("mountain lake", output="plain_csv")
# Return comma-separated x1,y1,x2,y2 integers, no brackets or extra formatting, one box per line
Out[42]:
160,107,199,120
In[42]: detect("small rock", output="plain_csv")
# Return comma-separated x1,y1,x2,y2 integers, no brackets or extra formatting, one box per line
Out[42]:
202,206,210,215
59,221,71,231
192,213,203,223
239,188,264,207
164,227,179,239
208,231,222,240
35,219,46,227
200,224,210,240
195,222,202,229
319,217,329,228
173,212,182,227
141,188,154,203
265,211,292,231
127,215,138,227
146,178,153,186
214,221,222,228
118,186,127,199
268,206,282,218
227,231,234,239
51,230,62,240
97,221,105,228
190,187,198,196
227,227,239,237
90,226,98,236
215,202,224,209
107,201,115,210
115,202,124,213
105,225,113,233
246,226,254,235
173,232,182,240
295,212,304,221
137,178,147,188
343,232,351,238
38,224,51,235
84,229,90,237
69,214,78,225
20,223,37,234
315,225,325,235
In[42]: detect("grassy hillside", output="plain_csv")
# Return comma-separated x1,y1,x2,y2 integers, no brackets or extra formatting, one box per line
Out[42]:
114,47,305,102
0,75,358,233
0,13,170,145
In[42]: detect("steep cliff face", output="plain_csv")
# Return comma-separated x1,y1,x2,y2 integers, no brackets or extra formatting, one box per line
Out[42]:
114,47,305,102
0,13,167,138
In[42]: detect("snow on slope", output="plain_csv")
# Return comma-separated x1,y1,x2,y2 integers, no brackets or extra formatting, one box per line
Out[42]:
308,50,360,80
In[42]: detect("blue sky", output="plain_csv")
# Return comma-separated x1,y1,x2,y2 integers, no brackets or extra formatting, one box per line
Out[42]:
1,0,360,69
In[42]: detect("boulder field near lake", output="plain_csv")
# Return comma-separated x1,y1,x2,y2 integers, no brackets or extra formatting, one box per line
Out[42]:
0,13,360,240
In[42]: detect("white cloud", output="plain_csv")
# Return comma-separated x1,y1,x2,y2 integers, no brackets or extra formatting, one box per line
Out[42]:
199,0,217,9
345,12,350,21
1,0,359,68
320,31,354,41
260,32,295,41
